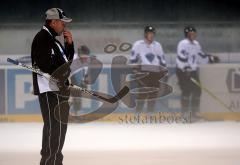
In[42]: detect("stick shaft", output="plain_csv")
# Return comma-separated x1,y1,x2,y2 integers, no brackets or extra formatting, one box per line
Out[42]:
7,58,128,103
190,77,234,112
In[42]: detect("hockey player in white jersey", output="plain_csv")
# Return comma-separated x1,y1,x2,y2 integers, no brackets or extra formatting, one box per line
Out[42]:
176,26,219,118
130,26,167,112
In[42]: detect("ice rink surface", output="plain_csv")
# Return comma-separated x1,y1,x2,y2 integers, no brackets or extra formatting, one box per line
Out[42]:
0,121,240,165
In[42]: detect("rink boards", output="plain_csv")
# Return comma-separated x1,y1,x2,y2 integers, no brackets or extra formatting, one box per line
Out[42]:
0,62,240,122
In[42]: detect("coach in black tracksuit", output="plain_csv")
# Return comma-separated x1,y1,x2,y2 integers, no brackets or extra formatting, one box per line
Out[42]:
31,8,74,165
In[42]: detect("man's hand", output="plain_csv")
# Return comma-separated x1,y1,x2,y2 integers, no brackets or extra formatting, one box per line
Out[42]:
63,30,73,45
208,55,220,63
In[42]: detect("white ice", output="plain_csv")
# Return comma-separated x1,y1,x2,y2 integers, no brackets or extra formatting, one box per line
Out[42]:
0,121,240,165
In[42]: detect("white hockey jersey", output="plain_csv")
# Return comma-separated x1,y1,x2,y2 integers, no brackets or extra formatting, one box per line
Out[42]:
130,40,166,67
176,39,209,71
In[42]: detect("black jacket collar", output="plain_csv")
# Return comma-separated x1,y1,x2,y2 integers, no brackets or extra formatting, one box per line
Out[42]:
43,24,58,37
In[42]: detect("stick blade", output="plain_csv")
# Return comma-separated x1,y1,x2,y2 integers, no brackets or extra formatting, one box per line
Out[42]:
108,86,130,103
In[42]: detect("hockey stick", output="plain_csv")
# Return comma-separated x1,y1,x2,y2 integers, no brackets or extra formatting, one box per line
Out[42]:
7,58,129,103
190,77,234,112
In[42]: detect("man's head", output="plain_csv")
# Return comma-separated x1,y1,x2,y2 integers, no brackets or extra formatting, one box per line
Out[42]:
45,8,72,35
144,26,156,43
184,26,197,41
78,45,91,63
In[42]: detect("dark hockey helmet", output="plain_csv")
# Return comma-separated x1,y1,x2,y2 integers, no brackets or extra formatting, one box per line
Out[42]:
144,26,156,34
184,26,197,37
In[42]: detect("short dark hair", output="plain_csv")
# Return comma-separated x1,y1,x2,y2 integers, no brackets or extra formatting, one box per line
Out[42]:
78,45,90,55
45,19,52,26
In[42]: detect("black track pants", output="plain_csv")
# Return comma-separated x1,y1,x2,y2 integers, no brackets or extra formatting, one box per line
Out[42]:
38,92,69,165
